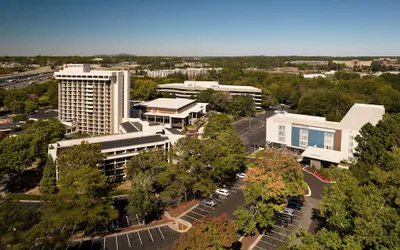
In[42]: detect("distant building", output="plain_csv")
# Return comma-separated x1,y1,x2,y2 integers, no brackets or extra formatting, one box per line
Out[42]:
265,103,385,167
303,74,327,79
287,60,329,66
333,59,372,68
144,68,222,78
48,129,184,182
135,98,208,129
157,81,262,110
54,64,130,135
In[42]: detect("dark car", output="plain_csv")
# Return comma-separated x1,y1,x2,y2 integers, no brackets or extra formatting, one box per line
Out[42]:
289,197,304,206
287,202,301,210
272,216,289,227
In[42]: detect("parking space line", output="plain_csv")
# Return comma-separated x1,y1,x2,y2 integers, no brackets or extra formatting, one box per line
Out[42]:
78,240,82,249
136,214,140,225
259,239,277,247
158,227,165,239
263,234,286,243
91,240,94,250
148,229,154,242
65,242,70,250
190,210,206,217
137,231,143,244
115,236,119,250
254,245,267,250
183,214,198,221
213,197,225,203
199,204,216,210
104,237,106,249
271,230,289,237
27,202,38,211
273,225,294,233
126,234,131,247
70,225,77,236
194,207,210,213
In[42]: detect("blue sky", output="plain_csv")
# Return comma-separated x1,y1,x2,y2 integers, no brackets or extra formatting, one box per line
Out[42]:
1,0,400,56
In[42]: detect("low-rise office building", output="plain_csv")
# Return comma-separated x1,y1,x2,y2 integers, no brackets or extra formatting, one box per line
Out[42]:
287,60,329,66
48,129,184,182
333,59,372,68
265,103,385,167
157,81,262,110
135,98,207,129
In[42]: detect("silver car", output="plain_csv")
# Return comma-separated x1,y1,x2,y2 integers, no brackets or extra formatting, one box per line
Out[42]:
202,198,217,207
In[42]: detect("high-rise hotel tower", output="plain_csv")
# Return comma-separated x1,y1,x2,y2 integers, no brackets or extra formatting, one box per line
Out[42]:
54,64,130,135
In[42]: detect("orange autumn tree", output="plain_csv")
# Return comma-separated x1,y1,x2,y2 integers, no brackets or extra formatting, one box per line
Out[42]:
234,148,307,234
172,213,238,250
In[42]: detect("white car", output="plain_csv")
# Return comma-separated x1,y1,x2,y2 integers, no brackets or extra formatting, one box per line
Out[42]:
236,173,246,178
215,188,230,196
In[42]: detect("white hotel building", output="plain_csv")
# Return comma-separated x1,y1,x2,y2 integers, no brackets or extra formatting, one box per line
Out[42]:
265,103,385,167
54,64,130,135
157,81,262,110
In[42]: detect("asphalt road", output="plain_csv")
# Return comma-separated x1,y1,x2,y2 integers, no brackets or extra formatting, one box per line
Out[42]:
235,111,275,153
302,170,327,200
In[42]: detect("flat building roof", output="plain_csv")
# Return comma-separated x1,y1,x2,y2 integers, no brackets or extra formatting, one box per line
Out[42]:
143,98,196,110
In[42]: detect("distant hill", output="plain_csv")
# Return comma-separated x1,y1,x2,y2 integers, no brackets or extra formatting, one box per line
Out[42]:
93,53,136,57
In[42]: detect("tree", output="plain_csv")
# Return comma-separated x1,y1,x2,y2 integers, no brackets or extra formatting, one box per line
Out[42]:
10,100,25,114
56,141,104,179
203,113,233,139
126,150,165,179
235,148,307,234
130,79,158,101
157,137,215,203
352,113,400,182
0,131,7,142
24,100,38,114
229,95,255,118
128,172,160,222
172,214,238,250
0,196,41,249
44,142,118,232
39,156,57,194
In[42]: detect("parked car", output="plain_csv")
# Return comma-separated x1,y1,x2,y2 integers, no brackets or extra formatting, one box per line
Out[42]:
288,197,304,206
236,173,246,179
215,188,230,196
202,198,217,207
272,216,289,227
275,212,293,223
287,201,302,210
281,207,295,216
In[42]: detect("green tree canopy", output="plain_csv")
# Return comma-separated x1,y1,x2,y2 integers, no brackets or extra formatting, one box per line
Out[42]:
235,148,307,234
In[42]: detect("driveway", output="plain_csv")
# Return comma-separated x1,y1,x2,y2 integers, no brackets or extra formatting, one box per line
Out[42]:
303,170,327,200
235,112,275,153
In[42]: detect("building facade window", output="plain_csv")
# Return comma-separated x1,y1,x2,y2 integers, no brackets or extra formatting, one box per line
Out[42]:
324,132,334,150
299,129,308,147
278,125,286,142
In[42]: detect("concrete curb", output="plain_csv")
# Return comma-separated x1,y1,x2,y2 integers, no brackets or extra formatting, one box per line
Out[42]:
248,234,263,250
305,184,312,197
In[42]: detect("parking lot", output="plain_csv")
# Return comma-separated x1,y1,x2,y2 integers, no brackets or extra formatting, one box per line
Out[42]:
252,202,309,250
66,225,180,250
180,178,244,224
